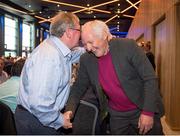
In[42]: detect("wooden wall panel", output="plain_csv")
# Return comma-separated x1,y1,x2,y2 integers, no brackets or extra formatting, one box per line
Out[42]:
164,3,175,129
170,3,180,130
127,0,180,130
154,19,166,97
127,0,177,40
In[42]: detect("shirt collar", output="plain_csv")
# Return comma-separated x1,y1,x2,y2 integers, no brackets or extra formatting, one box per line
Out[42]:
50,35,71,57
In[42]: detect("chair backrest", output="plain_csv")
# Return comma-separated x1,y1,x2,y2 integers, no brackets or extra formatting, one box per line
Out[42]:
0,101,17,134
72,100,99,135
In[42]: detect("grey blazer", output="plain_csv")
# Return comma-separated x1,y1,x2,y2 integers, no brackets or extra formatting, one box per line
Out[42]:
66,38,164,122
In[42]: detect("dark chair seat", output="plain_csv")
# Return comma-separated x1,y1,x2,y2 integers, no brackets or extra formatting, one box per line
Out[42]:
0,101,17,134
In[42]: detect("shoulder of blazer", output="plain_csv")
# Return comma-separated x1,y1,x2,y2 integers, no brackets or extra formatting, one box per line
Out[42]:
109,38,137,57
80,52,96,62
109,38,136,48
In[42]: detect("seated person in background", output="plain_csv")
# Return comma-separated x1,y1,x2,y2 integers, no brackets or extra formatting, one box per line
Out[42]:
70,63,79,86
3,57,15,76
0,58,25,112
0,58,9,84
10,58,25,77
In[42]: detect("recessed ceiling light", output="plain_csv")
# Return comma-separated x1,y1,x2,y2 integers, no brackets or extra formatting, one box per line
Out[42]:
117,9,120,13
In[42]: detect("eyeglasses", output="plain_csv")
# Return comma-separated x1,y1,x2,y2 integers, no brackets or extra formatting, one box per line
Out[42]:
69,28,81,32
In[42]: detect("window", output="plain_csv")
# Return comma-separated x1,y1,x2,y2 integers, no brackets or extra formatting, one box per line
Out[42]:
4,16,18,57
22,22,35,57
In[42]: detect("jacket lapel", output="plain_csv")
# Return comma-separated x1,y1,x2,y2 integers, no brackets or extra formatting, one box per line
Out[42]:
90,55,108,120
110,44,121,78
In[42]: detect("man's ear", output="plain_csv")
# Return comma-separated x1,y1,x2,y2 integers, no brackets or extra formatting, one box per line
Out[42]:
102,33,108,41
65,28,72,39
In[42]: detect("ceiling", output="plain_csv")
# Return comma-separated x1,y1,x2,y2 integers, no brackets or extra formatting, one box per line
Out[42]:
0,0,141,37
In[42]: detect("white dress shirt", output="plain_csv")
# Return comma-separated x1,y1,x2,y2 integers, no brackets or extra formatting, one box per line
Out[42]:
17,36,85,129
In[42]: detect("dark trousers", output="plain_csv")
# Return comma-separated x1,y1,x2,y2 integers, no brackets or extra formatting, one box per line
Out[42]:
14,105,62,135
108,107,164,135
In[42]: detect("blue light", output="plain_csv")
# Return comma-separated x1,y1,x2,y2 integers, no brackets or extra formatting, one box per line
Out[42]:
0,15,4,31
109,26,128,37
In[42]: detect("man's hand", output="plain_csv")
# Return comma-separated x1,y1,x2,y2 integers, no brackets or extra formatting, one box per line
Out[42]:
138,114,154,134
62,111,73,129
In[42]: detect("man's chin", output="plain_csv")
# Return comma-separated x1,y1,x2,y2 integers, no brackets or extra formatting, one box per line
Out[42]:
94,53,103,58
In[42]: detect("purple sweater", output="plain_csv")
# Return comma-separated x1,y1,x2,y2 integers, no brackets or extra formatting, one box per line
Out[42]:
98,52,153,116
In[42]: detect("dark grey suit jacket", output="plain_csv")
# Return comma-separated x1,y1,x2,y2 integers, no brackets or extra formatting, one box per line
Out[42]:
66,38,164,122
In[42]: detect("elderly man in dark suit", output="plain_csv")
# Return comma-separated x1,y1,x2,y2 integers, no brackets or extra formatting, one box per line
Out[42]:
65,20,164,135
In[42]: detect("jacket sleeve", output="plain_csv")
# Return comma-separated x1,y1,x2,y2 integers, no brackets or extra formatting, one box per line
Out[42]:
65,54,90,117
128,39,159,112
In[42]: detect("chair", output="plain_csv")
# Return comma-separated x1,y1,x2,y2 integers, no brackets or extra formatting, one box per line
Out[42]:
0,101,17,134
72,100,99,135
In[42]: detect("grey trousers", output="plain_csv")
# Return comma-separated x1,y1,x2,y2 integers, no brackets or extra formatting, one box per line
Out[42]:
108,107,164,135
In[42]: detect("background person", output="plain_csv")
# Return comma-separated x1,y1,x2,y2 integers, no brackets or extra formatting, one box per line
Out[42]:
144,41,156,70
0,58,25,112
0,58,9,84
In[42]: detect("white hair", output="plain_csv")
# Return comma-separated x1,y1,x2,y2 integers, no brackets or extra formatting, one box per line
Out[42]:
82,20,112,40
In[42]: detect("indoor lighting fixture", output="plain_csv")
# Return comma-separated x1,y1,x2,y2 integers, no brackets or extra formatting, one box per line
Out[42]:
43,0,118,14
126,0,138,9
123,14,134,18
105,15,118,23
0,3,28,15
121,0,141,13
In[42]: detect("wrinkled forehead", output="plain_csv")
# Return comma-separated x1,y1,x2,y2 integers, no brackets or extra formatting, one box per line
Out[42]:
81,24,94,35
81,28,95,42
